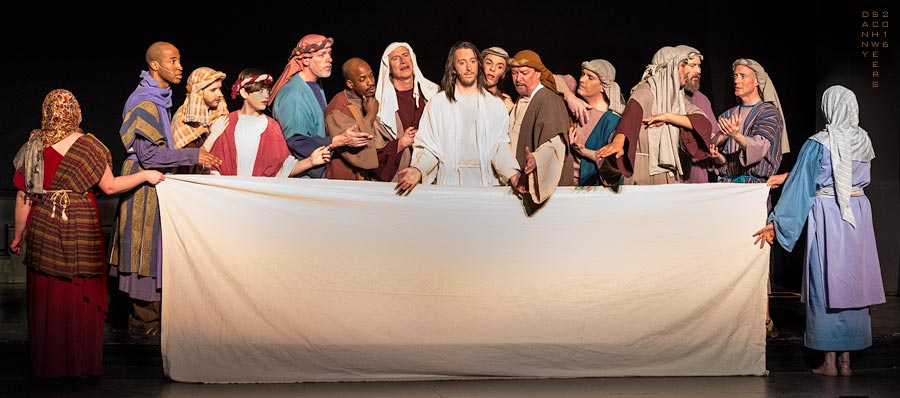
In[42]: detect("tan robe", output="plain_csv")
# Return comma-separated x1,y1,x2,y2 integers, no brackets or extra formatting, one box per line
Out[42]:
324,90,378,180
621,84,710,185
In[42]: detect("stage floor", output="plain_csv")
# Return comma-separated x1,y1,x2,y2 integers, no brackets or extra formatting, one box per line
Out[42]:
2,282,899,397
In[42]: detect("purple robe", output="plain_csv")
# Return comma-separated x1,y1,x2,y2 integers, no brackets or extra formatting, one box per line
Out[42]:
110,71,199,300
770,140,884,309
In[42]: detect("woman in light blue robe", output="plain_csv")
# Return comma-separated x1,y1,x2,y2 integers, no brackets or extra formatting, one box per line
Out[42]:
754,85,884,376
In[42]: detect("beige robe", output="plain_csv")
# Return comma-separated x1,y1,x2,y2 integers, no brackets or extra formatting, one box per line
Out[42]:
509,86,573,206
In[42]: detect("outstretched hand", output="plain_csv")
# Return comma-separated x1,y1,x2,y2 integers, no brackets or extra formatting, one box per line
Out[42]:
597,135,625,159
642,113,668,128
523,146,536,174
394,167,422,196
753,222,776,249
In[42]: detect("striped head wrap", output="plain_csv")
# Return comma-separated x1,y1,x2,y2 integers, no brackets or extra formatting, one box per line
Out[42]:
231,73,273,99
810,85,875,228
172,67,228,149
270,34,334,103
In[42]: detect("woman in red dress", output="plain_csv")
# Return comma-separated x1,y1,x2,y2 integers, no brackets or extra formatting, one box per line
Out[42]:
10,89,164,379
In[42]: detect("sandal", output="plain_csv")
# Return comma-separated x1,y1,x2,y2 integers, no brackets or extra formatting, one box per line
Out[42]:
145,324,161,336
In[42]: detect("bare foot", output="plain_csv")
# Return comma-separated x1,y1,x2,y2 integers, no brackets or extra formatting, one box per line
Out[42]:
812,364,838,376
838,359,852,376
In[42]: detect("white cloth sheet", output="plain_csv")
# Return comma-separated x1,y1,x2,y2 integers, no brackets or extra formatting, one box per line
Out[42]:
157,176,771,383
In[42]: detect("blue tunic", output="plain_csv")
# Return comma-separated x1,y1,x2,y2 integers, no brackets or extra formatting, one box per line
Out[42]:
271,75,332,178
769,140,885,350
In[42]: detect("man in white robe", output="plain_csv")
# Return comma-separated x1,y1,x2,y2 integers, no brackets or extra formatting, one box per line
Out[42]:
394,42,522,194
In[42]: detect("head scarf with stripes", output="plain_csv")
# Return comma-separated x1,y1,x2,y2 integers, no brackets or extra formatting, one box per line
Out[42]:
270,34,333,103
810,85,875,228
172,67,228,149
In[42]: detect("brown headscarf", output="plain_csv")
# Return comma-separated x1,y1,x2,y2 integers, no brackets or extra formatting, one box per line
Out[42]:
13,89,83,194
269,34,334,103
508,50,559,94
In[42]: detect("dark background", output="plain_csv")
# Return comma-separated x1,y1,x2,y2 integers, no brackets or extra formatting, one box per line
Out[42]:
2,0,896,293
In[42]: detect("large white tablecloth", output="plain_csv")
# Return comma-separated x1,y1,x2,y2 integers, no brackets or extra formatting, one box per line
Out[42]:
157,176,770,383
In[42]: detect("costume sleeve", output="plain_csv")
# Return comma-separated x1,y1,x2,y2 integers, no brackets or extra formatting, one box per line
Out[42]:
409,103,441,184
276,157,300,178
613,99,642,177
491,141,519,185
375,139,402,182
490,98,517,184
325,110,377,169
285,135,332,178
133,135,200,169
768,140,822,252
528,135,566,204
740,135,772,166
682,113,712,160
745,105,783,174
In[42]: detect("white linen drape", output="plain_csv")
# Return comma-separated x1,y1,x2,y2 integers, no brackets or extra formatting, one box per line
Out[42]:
157,176,770,383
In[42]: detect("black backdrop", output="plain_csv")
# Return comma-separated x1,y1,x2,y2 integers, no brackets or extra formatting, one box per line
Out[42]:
2,0,896,293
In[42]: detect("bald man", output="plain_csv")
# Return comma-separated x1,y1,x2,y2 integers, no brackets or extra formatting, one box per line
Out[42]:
323,58,380,180
271,34,370,178
109,41,221,338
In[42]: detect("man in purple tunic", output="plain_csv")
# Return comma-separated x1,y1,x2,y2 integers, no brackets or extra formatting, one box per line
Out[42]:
109,41,221,337
681,47,720,183
754,85,884,377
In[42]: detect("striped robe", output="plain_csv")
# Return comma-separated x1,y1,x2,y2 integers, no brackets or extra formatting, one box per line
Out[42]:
14,134,110,378
715,101,784,183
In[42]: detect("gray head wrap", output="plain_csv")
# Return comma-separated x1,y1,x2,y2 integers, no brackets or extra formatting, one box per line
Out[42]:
810,85,875,228
581,59,625,114
732,58,789,154
481,46,510,62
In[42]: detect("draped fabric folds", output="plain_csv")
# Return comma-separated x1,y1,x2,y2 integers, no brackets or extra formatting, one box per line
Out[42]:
157,177,770,383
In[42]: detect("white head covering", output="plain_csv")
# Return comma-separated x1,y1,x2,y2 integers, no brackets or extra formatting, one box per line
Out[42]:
810,85,875,228
581,59,625,114
374,42,439,138
732,58,789,154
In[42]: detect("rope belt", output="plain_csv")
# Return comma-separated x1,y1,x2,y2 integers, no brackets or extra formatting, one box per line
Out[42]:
46,190,73,221
816,187,865,198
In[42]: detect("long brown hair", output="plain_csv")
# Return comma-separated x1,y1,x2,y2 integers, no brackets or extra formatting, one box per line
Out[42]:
440,41,487,103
